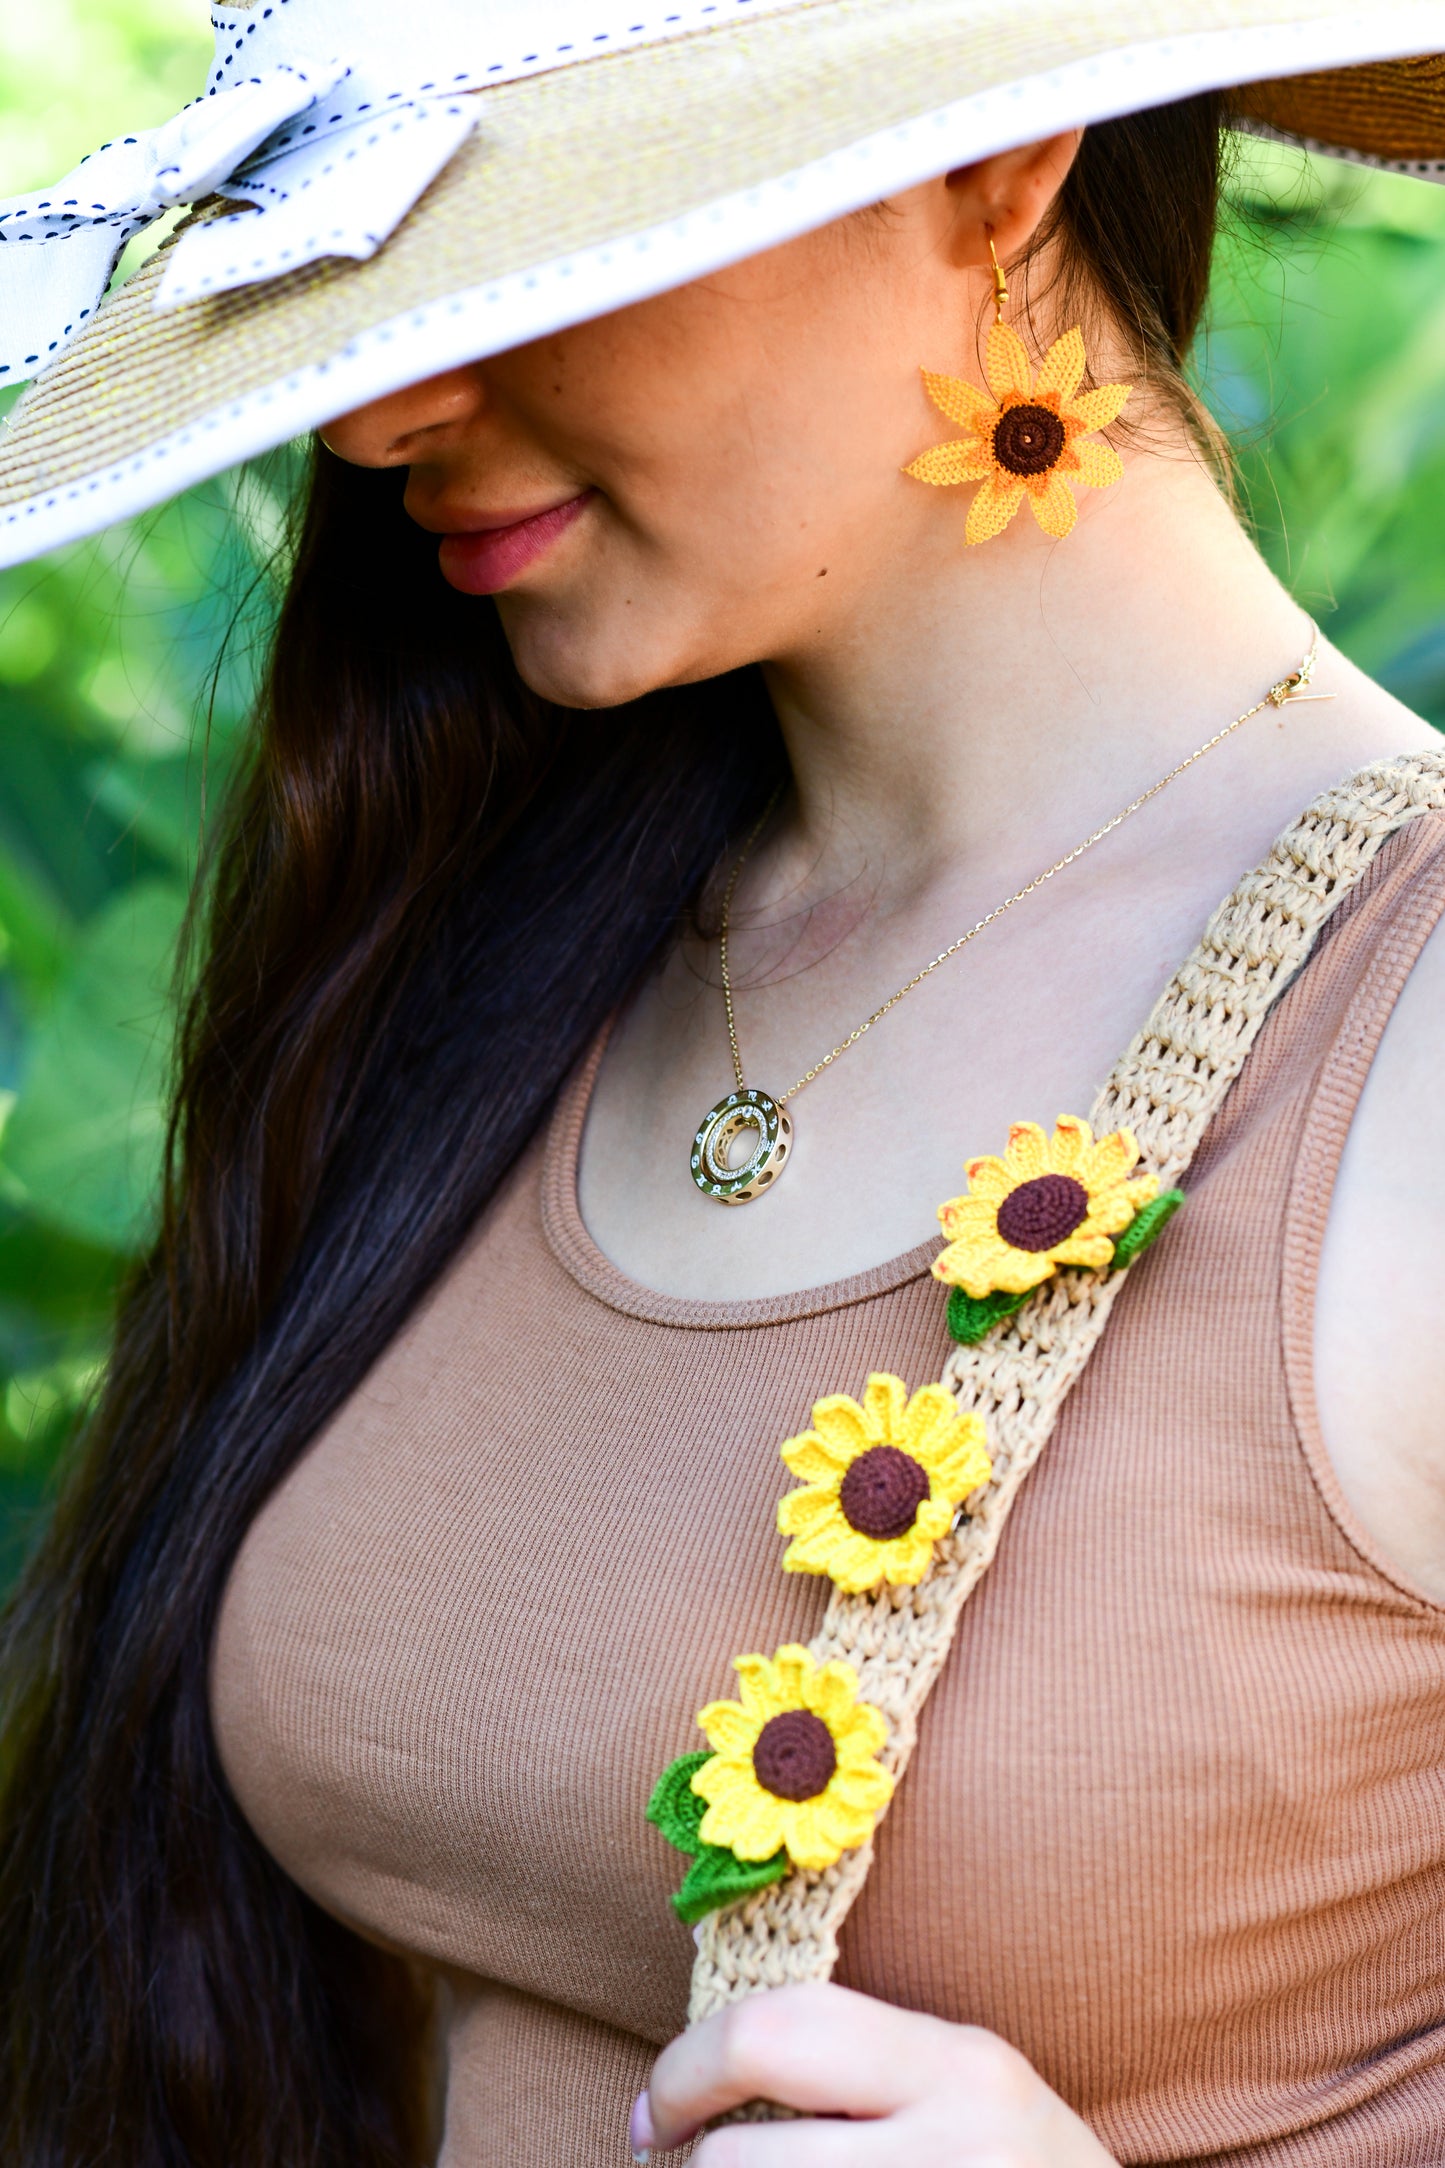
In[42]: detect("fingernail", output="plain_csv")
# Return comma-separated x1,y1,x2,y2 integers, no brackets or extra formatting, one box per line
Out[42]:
629,2091,654,2164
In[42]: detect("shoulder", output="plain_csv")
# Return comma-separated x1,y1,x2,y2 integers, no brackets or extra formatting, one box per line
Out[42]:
1315,835,1445,1603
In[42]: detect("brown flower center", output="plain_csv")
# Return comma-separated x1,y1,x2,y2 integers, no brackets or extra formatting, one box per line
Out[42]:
995,1172,1090,1252
752,1710,838,1802
992,402,1066,478
838,1445,931,1542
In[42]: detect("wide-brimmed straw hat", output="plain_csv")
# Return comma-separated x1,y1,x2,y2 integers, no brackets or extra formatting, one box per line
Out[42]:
0,0,1441,569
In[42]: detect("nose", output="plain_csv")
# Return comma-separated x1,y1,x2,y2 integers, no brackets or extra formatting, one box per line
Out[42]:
320,364,488,466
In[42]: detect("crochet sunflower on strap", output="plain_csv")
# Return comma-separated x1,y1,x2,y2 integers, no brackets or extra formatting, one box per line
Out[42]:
648,1645,894,1926
934,1115,1183,1345
776,1372,990,1594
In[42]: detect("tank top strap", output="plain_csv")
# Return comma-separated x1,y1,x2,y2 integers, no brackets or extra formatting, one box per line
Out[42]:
690,748,1445,2033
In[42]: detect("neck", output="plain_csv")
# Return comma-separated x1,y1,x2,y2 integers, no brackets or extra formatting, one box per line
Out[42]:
757,436,1312,910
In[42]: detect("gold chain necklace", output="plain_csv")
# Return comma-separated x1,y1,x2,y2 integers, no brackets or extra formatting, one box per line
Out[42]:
689,633,1326,1204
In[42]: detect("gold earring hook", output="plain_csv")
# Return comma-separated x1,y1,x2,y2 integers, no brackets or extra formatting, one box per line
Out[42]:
986,231,1008,326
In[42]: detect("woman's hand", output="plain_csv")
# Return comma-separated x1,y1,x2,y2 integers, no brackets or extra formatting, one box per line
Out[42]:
632,1982,1117,2164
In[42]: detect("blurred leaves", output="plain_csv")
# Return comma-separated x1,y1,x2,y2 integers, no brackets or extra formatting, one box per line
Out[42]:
0,445,295,1573
0,27,1442,1582
0,0,209,198
4,879,187,1250
1207,140,1445,725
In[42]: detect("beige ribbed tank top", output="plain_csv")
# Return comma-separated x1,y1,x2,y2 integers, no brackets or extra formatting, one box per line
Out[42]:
211,812,1445,2168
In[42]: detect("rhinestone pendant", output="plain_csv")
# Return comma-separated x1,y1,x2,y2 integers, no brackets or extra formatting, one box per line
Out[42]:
690,1088,792,1204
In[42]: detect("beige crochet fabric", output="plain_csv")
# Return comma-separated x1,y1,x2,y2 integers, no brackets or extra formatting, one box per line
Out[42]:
689,747,1445,2030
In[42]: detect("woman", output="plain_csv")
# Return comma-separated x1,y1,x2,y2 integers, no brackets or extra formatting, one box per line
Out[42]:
0,2,1443,2162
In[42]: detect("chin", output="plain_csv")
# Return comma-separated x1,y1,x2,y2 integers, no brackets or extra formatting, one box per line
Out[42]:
495,595,711,712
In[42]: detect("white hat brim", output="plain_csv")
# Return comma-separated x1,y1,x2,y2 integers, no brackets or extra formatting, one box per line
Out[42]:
0,0,1441,568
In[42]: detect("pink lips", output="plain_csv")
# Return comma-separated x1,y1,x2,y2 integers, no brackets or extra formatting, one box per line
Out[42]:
437,491,593,594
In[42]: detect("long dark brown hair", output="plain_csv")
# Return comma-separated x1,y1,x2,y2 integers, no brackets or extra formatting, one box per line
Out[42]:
0,95,1227,2168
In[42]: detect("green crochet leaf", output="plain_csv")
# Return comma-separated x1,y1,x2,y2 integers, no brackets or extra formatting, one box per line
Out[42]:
672,1841,789,1927
646,1752,712,1856
945,1284,1029,1345
647,1755,790,1923
1111,1189,1185,1270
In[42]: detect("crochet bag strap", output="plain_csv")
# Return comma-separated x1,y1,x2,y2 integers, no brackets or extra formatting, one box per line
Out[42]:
689,748,1445,2024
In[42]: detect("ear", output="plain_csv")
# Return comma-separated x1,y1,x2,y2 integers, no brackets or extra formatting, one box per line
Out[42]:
942,130,1083,271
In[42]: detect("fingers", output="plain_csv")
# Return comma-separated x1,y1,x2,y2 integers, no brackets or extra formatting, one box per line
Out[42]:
686,2111,895,2167
643,1983,989,2149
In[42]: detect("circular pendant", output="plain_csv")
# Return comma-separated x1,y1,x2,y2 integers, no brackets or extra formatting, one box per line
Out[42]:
690,1088,793,1204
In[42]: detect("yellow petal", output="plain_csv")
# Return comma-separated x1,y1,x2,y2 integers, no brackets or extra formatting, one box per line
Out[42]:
691,1748,747,1800
777,1487,838,1537
819,1801,888,1864
1049,1231,1116,1271
1003,1122,1051,1181
1049,1115,1093,1174
782,1801,851,1871
772,1644,814,1703
833,1700,888,1761
809,1660,862,1721
811,1792,885,1860
933,1421,993,1500
904,441,994,487
965,468,1025,545
985,320,1033,402
1077,1125,1138,1189
1073,437,1125,489
780,1534,828,1579
929,1234,987,1295
899,1381,957,1460
962,1155,1013,1202
1066,380,1132,433
862,1372,907,1443
732,1654,781,1718
937,1215,1000,1255
695,1704,757,1756
786,1524,879,1589
822,1547,891,1596
1029,471,1078,540
912,1498,954,1543
780,1431,846,1484
701,1789,788,1863
1033,326,1086,404
934,1218,1000,1276
920,367,996,427
960,1239,1060,1298
930,1230,1008,1293
696,1698,751,1746
827,1761,895,1814
873,1531,938,1586
1078,1192,1140,1240
810,1396,871,1460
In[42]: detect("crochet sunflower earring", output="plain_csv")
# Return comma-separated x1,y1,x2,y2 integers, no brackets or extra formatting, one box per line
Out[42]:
905,234,1131,543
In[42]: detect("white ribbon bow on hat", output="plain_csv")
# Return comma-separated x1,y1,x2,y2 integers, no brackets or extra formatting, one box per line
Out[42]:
0,56,479,384
0,0,814,387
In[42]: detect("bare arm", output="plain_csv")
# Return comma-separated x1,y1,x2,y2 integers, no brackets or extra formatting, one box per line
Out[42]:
1315,907,1445,1602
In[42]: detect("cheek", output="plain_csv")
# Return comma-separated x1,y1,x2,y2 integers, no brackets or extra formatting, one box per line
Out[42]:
491,513,769,709
487,324,914,705
495,410,898,707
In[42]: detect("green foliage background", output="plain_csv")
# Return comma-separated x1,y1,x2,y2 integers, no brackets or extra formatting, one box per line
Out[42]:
0,2,1442,1577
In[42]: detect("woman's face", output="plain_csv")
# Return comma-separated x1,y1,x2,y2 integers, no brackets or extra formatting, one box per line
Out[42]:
322,155,1075,708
